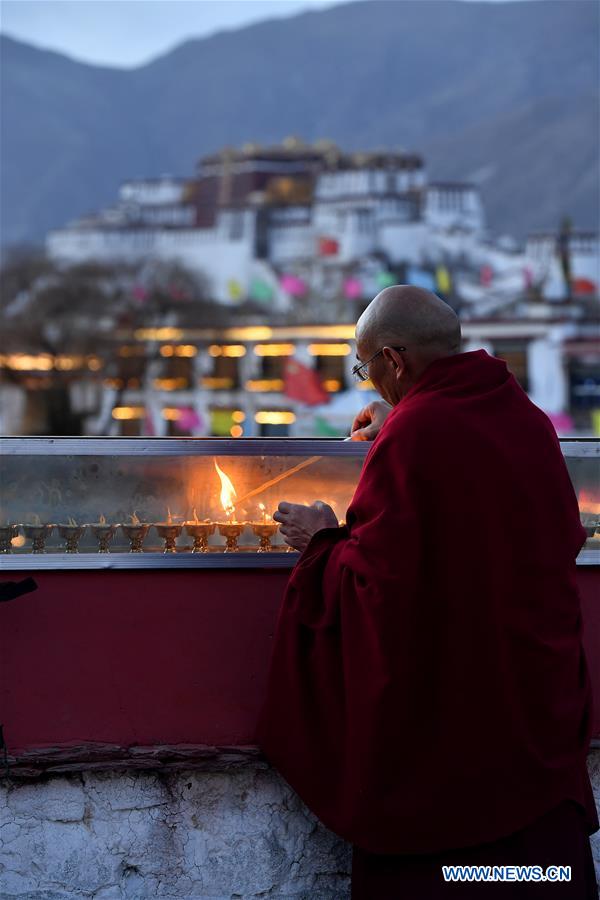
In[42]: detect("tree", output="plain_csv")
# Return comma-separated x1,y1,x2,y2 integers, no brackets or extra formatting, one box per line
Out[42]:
0,251,233,434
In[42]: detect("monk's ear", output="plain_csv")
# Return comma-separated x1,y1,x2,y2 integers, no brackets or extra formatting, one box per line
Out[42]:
383,346,404,376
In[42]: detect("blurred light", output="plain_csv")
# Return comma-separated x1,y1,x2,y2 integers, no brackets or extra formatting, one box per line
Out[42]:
323,379,342,392
357,379,375,390
162,408,181,421
11,535,26,548
255,411,296,425
201,377,234,389
112,406,145,420
134,327,183,341
208,344,246,357
87,356,103,371
153,378,189,390
161,344,197,357
104,378,124,389
223,326,273,341
254,343,295,356
246,379,284,391
309,327,354,339
230,425,244,438
0,354,54,371
231,410,246,423
308,343,351,356
55,355,85,370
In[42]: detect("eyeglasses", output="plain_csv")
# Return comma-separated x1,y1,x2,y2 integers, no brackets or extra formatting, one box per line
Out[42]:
352,346,407,382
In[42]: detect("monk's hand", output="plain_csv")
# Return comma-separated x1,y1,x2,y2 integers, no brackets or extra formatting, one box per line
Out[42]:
350,400,393,441
273,500,338,552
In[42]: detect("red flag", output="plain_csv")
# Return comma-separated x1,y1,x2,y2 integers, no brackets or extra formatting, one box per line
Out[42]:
571,278,596,295
318,237,339,256
283,359,329,405
480,265,493,287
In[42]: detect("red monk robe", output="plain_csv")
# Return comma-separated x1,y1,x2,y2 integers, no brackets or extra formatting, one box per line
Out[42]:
257,350,598,858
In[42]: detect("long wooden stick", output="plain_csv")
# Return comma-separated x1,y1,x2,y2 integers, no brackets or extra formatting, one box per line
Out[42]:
234,456,322,506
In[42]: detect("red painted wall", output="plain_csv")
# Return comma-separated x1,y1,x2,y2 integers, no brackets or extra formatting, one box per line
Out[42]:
0,570,288,752
1,568,598,754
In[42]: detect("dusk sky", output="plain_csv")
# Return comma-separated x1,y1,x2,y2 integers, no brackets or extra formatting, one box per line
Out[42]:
2,0,530,69
1,0,350,67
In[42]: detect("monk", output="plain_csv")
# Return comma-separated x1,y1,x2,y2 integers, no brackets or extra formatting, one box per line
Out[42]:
258,286,599,897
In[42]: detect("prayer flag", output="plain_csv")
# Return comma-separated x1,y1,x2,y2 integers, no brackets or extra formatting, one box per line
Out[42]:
571,278,596,296
318,237,339,256
546,411,575,436
175,407,204,433
210,410,234,436
480,265,493,287
376,271,396,289
132,284,147,303
227,279,243,301
436,266,452,295
314,415,343,437
249,278,274,304
343,278,363,299
283,359,329,406
280,274,308,297
406,267,435,291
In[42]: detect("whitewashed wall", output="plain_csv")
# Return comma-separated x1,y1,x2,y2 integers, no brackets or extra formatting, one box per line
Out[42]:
1,753,598,899
47,218,257,306
377,221,428,265
0,766,351,899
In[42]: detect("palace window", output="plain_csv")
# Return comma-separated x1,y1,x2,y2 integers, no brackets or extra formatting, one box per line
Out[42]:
202,353,241,390
314,355,347,392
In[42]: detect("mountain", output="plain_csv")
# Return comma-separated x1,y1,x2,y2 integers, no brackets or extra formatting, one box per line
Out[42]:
1,0,598,246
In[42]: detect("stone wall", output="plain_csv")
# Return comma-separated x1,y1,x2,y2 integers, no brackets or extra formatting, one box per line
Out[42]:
0,765,351,899
1,752,598,900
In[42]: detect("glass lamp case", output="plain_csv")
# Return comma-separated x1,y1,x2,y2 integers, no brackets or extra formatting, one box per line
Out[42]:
0,438,366,568
0,437,598,568
560,439,600,564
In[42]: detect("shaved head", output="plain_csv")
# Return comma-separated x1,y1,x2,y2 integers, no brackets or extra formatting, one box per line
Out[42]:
356,285,461,358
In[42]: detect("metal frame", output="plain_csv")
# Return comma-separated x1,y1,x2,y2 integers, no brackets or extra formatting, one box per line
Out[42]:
1,436,596,456
0,437,369,457
0,551,298,571
559,439,600,458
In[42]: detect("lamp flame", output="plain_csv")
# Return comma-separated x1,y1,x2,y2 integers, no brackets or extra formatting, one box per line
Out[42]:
129,512,141,525
258,502,271,523
99,513,106,525
214,460,237,518
579,490,600,516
